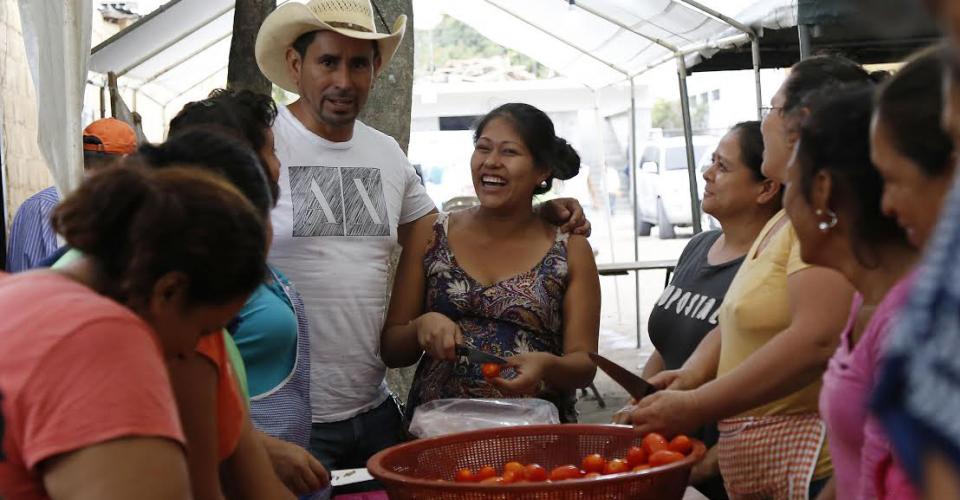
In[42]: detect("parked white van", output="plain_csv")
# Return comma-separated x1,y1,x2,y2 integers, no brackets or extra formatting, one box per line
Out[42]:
635,135,719,238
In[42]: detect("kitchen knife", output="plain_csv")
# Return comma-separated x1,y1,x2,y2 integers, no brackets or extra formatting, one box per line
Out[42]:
455,344,508,365
588,352,657,400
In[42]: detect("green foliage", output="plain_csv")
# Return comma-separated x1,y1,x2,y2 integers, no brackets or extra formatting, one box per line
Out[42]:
650,97,709,133
415,15,549,77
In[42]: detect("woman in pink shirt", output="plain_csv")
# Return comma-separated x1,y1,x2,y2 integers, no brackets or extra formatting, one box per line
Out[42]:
0,165,267,500
783,83,918,499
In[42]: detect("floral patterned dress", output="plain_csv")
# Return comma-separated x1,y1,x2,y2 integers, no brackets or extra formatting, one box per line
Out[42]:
405,212,577,422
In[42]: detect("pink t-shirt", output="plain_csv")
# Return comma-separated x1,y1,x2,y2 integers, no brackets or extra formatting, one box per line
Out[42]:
0,272,184,500
820,273,917,500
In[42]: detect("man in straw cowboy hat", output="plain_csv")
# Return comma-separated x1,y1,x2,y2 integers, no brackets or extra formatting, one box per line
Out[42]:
255,0,590,481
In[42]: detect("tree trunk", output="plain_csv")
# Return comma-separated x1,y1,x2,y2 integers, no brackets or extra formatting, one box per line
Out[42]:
359,0,414,152
227,0,275,95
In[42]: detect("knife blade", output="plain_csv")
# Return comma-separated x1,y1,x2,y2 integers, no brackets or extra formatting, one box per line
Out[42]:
588,352,657,400
455,344,507,365
330,468,373,487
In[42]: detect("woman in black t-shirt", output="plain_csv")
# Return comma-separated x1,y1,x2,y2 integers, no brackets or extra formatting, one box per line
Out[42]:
641,122,781,498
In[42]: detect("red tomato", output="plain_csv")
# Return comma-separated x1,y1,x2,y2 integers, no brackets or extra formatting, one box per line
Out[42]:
502,470,521,484
504,461,525,475
581,454,606,474
549,465,582,481
524,464,548,482
641,433,669,456
668,435,693,455
626,446,647,467
649,450,685,467
475,465,497,481
602,458,629,475
480,476,503,484
481,363,502,379
632,464,651,472
584,472,602,479
454,468,475,482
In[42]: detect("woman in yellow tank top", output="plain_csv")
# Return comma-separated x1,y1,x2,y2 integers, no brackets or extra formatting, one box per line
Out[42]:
619,56,886,499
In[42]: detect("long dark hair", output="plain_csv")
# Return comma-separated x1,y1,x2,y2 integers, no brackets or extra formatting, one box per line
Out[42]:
474,103,581,195
874,44,954,177
794,84,909,268
52,165,267,307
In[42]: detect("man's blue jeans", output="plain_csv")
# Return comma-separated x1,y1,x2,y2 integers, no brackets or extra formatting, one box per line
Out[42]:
309,397,406,494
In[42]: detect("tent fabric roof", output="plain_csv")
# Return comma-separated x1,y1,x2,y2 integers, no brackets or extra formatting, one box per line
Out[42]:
89,0,797,104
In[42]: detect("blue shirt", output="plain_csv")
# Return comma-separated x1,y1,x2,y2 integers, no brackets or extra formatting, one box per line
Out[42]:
5,187,59,272
230,267,298,397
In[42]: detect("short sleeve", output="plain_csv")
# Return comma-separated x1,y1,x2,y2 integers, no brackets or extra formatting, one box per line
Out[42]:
785,225,812,275
398,158,437,225
18,318,183,469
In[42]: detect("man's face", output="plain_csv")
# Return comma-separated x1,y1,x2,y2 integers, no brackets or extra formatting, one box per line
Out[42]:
286,31,381,139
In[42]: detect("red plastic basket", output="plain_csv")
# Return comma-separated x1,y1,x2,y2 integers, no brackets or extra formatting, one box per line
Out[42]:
367,424,705,499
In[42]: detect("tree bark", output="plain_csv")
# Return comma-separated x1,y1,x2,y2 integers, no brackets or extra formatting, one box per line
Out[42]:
227,0,276,95
359,0,414,152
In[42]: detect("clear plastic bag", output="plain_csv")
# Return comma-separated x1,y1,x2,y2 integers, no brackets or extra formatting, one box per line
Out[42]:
408,398,560,438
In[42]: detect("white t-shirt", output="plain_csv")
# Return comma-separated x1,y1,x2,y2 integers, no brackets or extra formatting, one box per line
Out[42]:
270,106,436,422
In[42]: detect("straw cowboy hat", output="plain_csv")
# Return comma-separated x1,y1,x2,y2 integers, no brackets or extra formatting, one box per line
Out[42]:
256,0,406,93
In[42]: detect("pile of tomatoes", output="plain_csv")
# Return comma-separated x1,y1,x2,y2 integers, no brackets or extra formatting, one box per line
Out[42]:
448,432,693,484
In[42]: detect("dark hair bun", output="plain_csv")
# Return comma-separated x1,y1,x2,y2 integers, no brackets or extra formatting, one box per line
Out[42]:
551,137,581,181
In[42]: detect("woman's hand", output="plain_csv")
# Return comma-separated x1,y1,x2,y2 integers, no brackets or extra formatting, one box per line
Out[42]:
261,432,329,496
539,198,591,236
648,368,703,391
489,352,555,396
627,389,706,437
414,312,463,362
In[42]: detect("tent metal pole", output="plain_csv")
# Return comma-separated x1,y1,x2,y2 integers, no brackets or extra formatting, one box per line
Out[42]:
115,5,233,77
629,76,641,348
483,0,631,76
675,0,753,35
676,55,702,234
571,0,678,52
136,31,232,87
752,36,762,120
798,25,812,59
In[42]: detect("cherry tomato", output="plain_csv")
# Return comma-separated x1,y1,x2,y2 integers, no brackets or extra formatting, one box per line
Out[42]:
626,446,647,467
584,472,602,479
481,363,502,379
475,465,497,481
549,465,582,481
668,435,693,455
641,432,669,456
602,458,629,475
524,463,548,482
455,468,475,482
649,450,685,467
480,476,503,484
581,453,606,474
502,470,521,484
504,461,525,475
632,464,651,472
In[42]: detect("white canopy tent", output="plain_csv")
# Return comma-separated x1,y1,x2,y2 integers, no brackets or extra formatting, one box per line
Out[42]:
88,0,799,343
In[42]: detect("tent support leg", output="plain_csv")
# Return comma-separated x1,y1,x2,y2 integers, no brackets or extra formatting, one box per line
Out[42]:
676,55,702,235
752,36,762,120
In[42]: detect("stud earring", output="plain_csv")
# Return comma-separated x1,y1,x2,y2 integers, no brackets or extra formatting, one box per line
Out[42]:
816,208,838,233
539,180,548,188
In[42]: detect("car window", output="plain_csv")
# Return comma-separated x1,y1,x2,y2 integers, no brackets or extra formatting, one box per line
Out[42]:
665,145,709,171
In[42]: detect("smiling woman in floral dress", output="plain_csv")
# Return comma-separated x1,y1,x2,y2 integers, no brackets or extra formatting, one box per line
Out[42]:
380,103,601,423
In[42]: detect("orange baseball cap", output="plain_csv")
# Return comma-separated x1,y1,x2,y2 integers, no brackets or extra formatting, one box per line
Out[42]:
82,118,137,155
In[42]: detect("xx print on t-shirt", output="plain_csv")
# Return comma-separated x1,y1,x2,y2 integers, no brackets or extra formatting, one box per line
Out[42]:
655,284,723,325
289,165,390,237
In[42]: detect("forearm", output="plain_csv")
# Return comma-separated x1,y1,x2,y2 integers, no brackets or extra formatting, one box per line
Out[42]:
542,352,597,391
678,328,721,389
691,325,835,423
641,351,665,379
380,321,423,368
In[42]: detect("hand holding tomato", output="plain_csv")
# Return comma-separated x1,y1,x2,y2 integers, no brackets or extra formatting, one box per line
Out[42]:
628,389,706,437
414,312,463,361
481,363,502,379
487,352,553,396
